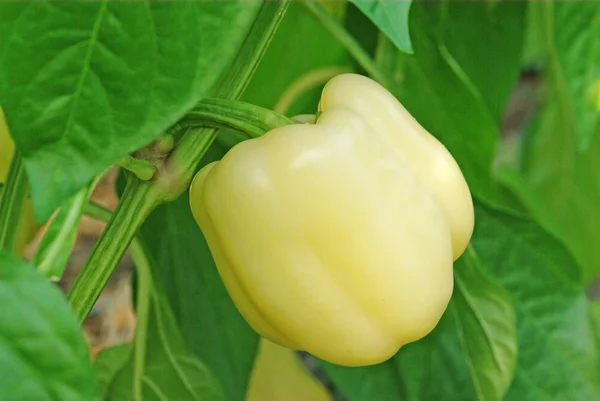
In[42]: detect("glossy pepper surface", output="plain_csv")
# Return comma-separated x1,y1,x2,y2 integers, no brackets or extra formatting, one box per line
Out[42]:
189,73,474,367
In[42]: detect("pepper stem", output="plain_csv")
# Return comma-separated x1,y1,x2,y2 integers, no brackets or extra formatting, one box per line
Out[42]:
157,0,292,201
175,98,298,139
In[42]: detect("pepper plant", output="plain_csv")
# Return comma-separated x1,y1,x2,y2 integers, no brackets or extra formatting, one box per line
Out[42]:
0,1,599,401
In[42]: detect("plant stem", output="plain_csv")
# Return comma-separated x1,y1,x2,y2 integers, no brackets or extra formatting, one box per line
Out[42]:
0,153,29,253
176,98,297,139
67,0,291,322
84,199,150,401
301,0,395,90
214,1,291,100
67,177,157,322
115,155,156,181
374,31,398,79
160,0,291,201
84,200,112,222
130,234,152,401
274,66,353,114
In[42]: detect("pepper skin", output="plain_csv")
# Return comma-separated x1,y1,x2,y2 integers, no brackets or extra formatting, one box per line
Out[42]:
189,73,474,367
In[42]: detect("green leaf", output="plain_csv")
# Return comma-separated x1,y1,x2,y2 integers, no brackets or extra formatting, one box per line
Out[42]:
522,2,546,67
389,1,526,204
0,1,260,220
140,142,258,401
0,251,97,400
395,312,474,401
106,298,226,401
472,203,600,400
33,177,98,280
497,1,600,282
453,247,517,401
320,308,473,401
319,360,402,401
93,344,131,399
438,1,527,121
547,1,600,150
105,241,226,401
500,131,588,271
350,0,413,54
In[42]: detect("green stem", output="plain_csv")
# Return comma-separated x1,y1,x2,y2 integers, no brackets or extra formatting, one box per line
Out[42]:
175,98,297,139
301,0,395,90
213,2,291,100
84,200,150,401
130,234,152,401
374,31,398,79
115,155,156,181
274,66,353,114
67,178,157,322
83,200,112,222
34,176,101,280
0,153,29,253
67,0,291,322
159,0,291,201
